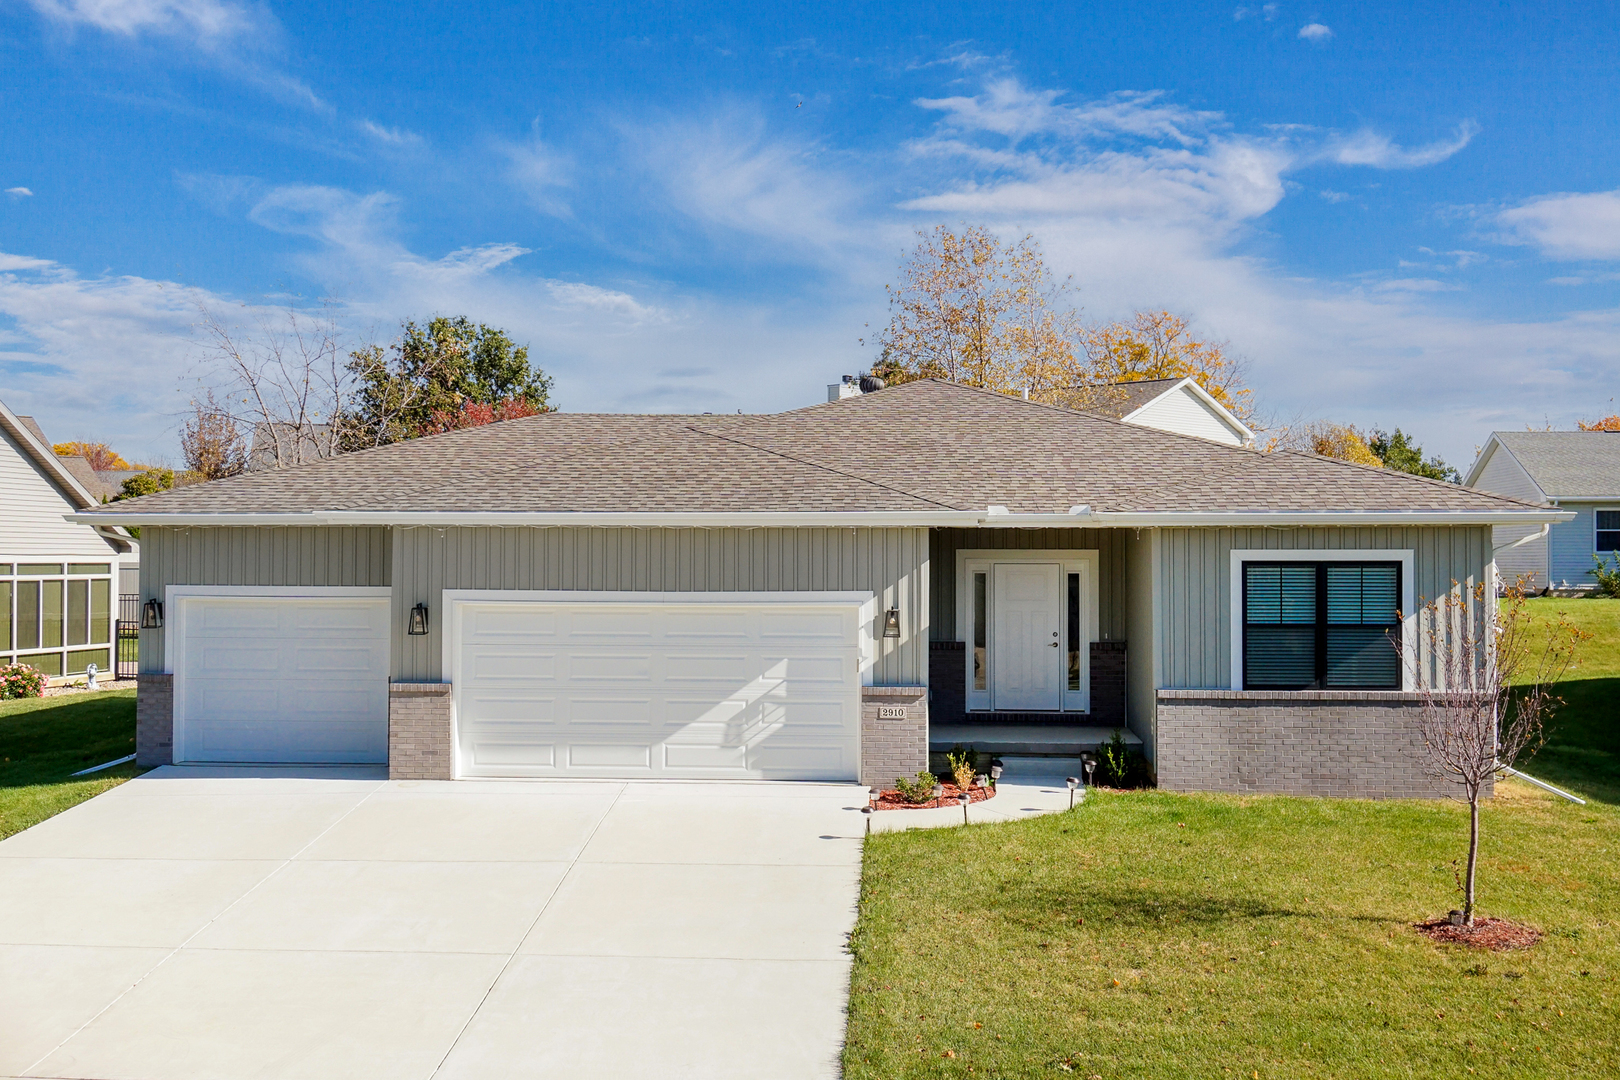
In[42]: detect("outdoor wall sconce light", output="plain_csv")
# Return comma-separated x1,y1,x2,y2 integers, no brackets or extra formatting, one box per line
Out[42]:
140,599,163,629
881,608,901,639
1066,776,1080,810
407,603,430,636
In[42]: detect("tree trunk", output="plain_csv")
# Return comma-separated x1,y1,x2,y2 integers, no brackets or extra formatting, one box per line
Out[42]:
1465,793,1480,926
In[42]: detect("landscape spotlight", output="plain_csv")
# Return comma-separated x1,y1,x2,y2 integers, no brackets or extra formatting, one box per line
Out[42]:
958,790,971,823
1066,776,1079,810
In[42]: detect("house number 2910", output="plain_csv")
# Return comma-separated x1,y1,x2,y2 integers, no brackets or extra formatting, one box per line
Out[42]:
876,706,907,719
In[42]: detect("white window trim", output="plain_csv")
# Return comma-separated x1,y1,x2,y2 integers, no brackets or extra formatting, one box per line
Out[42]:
1595,506,1620,554
1227,549,1416,691
164,586,393,764
439,589,875,781
954,549,1099,713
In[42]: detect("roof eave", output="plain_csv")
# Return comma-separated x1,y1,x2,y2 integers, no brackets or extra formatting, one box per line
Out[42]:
67,507,1573,528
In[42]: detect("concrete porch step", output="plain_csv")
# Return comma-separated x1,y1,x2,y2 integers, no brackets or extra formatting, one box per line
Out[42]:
930,722,1142,758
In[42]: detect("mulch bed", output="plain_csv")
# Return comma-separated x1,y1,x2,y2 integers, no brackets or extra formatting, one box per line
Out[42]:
1415,916,1543,951
873,782,997,811
42,679,136,698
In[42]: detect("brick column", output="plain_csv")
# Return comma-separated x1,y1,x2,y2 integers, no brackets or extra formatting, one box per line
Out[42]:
1089,641,1127,726
389,682,453,780
861,686,928,789
135,673,173,767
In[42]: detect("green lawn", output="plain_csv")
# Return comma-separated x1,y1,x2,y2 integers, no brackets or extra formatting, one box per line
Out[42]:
845,599,1620,1078
0,688,140,840
1521,597,1620,805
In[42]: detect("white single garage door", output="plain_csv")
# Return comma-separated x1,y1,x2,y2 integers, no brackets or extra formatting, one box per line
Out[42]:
173,595,391,764
452,598,864,780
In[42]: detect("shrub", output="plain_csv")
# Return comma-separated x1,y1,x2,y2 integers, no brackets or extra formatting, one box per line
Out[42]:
0,663,47,699
1590,554,1620,599
946,745,978,791
893,771,939,805
1097,729,1153,788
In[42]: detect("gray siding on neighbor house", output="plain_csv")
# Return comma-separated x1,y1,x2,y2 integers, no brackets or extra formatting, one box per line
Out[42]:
929,527,1128,642
1153,525,1494,690
1470,442,1549,590
1549,502,1614,588
137,526,392,672
391,526,930,685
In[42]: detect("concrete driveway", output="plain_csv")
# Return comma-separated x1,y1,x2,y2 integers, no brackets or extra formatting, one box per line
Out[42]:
0,768,868,1080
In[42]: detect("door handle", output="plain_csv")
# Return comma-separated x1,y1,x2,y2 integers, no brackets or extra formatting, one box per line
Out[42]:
1049,641,1060,647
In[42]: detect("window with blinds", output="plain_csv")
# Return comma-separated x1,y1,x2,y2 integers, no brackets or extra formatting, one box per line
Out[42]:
1598,510,1620,553
1243,562,1401,690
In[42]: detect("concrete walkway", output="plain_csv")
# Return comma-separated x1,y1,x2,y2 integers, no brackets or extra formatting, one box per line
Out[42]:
0,768,872,1080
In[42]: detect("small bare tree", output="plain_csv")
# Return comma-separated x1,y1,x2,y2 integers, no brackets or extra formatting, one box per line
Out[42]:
1409,585,1583,925
192,301,350,470
180,390,247,480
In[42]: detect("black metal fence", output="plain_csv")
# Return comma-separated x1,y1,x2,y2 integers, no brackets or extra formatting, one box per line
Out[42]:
115,594,140,679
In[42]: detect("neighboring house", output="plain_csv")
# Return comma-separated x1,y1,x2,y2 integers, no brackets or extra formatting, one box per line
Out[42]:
51,454,141,503
78,379,1562,798
1464,431,1620,593
830,374,1255,446
1057,376,1255,447
0,398,137,683
247,422,334,471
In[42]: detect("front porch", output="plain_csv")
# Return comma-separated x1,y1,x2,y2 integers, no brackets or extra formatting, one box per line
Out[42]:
925,527,1144,767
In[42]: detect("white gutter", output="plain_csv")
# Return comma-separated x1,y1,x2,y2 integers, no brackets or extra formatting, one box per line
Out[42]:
67,506,1573,528
1494,522,1550,553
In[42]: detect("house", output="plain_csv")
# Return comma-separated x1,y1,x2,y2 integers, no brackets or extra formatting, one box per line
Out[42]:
74,379,1563,797
1053,376,1255,447
1464,431,1620,593
1,397,137,683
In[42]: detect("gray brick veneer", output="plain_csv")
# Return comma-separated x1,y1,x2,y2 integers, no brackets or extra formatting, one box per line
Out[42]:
135,673,173,768
1155,690,1480,800
862,686,928,789
389,682,453,780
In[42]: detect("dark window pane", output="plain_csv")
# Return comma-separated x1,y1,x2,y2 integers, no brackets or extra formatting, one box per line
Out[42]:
42,581,63,649
1245,565,1316,624
1598,511,1620,530
1325,626,1400,688
17,581,39,650
19,651,62,677
1327,565,1398,624
91,580,111,644
67,580,88,646
1245,626,1317,687
67,648,110,675
1067,572,1081,691
972,572,987,691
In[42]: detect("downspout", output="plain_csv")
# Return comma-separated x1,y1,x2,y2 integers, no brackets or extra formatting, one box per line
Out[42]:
1498,764,1586,804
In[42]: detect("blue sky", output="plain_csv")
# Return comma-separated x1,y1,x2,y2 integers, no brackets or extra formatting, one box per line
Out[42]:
2,1,1618,466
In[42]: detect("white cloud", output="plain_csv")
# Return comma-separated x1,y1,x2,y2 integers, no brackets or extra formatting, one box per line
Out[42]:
1318,189,1350,202
1496,189,1620,260
359,120,423,148
25,0,259,40
5,187,34,199
499,133,573,218
1298,23,1333,41
1322,121,1478,168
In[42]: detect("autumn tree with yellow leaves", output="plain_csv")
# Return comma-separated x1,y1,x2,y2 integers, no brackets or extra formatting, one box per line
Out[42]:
867,224,1250,417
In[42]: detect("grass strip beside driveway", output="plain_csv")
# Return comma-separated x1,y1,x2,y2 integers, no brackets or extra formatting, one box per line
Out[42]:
844,785,1618,1078
1,688,139,840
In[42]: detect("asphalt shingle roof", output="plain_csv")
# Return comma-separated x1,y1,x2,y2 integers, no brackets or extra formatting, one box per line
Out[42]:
1489,431,1620,500
94,379,1542,517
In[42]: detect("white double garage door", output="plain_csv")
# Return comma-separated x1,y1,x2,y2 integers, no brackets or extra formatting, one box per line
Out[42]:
171,590,867,781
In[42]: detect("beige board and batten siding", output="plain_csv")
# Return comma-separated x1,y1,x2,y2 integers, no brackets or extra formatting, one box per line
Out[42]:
1153,525,1494,691
137,526,392,672
929,528,1128,642
392,526,930,685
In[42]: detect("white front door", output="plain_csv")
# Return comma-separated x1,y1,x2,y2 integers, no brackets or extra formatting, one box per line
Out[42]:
452,598,862,780
991,562,1062,711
